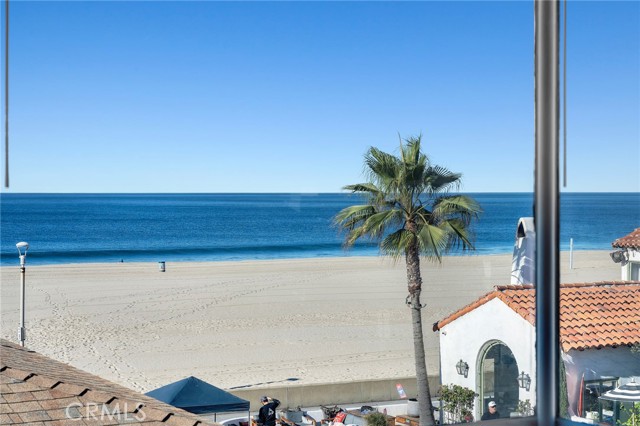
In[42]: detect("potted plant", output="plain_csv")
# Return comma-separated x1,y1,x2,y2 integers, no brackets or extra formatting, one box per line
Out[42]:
439,384,477,424
366,412,388,426
515,399,534,417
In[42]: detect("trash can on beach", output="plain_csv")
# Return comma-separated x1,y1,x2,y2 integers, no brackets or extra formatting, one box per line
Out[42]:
159,261,166,272
407,399,419,417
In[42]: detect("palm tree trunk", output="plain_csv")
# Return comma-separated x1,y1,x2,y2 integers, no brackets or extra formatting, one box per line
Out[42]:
406,242,436,426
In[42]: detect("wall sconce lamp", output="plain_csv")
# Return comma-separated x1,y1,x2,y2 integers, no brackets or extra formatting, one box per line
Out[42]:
518,371,531,391
456,359,469,378
610,250,628,264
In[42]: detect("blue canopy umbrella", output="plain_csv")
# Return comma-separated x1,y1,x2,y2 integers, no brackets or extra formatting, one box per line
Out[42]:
146,376,250,420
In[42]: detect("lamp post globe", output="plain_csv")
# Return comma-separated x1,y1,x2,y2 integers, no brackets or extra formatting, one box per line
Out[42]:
17,242,29,263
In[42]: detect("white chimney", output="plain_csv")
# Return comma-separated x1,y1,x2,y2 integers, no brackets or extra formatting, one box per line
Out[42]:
511,217,535,285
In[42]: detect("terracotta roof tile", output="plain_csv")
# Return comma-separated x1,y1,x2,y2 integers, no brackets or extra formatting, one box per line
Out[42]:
434,281,640,352
0,340,220,426
612,228,640,249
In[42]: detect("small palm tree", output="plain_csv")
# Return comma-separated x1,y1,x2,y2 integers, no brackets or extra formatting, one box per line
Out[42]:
334,135,481,426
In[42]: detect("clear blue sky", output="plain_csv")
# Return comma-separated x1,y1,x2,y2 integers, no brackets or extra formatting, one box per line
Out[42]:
1,1,638,193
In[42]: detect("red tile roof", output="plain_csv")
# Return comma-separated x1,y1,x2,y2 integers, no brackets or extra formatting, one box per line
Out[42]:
613,228,640,249
0,339,218,425
433,281,640,352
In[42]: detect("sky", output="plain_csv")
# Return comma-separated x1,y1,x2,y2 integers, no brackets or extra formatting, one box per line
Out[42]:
0,1,638,193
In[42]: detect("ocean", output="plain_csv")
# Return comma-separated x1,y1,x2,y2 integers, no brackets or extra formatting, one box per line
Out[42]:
1,193,638,266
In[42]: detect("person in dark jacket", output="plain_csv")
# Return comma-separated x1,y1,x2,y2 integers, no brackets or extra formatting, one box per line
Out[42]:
258,396,281,426
481,401,500,421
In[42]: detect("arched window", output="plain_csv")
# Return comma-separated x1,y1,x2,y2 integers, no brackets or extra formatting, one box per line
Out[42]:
478,341,520,419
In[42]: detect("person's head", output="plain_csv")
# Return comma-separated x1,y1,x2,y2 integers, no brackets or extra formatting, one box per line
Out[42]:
488,401,497,413
261,396,269,405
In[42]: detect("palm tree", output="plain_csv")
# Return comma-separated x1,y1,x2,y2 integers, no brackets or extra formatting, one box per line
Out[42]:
334,135,481,426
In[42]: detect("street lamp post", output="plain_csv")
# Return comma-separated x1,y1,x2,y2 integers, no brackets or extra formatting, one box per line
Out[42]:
16,241,28,347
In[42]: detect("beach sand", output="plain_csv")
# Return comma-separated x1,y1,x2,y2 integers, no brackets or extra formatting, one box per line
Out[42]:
0,251,619,393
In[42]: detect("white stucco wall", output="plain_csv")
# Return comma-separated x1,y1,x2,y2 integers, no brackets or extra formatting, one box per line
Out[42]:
437,298,536,417
622,248,640,280
563,347,640,416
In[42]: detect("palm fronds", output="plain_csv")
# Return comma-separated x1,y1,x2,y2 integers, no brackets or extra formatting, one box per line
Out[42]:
424,166,462,194
416,223,450,262
381,229,414,259
334,134,481,261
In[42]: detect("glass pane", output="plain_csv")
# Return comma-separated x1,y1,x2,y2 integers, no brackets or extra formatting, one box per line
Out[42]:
0,3,537,426
558,1,640,423
630,263,640,281
13,1,637,425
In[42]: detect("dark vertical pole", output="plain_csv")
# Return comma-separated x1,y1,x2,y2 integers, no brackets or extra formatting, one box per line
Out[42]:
562,0,567,188
534,0,560,425
4,0,8,188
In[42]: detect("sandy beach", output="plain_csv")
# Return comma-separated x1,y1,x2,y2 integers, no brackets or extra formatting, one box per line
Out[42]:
0,251,619,393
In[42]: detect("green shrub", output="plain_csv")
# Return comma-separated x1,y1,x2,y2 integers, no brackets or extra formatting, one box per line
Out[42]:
366,412,387,426
618,402,640,426
516,399,534,417
439,384,477,424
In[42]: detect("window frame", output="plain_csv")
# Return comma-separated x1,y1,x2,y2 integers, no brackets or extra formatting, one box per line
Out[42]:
628,262,640,281
475,3,564,424
581,377,619,422
533,0,561,425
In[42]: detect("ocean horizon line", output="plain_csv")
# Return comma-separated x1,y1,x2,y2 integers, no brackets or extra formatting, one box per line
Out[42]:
2,193,635,267
2,191,639,195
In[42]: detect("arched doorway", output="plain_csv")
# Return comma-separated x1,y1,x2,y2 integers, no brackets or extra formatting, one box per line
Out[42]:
477,341,520,419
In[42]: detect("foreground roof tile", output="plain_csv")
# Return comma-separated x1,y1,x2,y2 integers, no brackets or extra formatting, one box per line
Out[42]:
7,400,44,413
0,340,220,426
3,392,36,403
17,408,52,422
